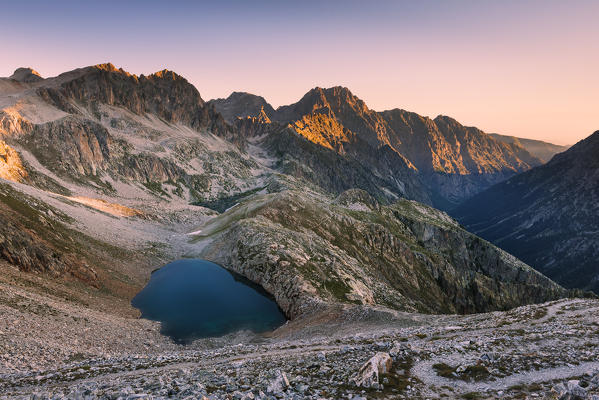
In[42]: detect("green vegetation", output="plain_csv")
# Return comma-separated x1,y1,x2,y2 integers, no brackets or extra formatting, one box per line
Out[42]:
143,180,170,198
461,392,482,399
432,363,490,382
323,279,352,301
432,363,456,378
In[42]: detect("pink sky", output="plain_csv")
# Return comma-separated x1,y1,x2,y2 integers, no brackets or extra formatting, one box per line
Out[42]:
2,1,597,145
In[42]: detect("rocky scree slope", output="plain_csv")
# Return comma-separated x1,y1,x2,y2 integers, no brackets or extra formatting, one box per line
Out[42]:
197,186,570,319
454,130,599,294
0,180,154,300
2,298,598,400
210,87,542,209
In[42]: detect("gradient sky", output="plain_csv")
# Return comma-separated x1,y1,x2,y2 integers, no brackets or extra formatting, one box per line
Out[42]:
2,0,597,144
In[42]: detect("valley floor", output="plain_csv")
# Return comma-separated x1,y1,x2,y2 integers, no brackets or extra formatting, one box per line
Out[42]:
1,283,598,399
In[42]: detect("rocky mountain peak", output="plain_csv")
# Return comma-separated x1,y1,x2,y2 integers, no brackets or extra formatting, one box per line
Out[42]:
92,63,118,72
556,130,599,158
292,86,365,116
27,64,240,137
149,69,183,81
433,115,465,130
208,92,275,124
9,67,43,83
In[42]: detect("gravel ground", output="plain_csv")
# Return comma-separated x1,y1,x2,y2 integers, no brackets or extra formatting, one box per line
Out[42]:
1,292,598,399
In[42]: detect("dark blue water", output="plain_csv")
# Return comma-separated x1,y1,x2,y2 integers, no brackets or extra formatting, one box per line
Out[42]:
132,259,286,343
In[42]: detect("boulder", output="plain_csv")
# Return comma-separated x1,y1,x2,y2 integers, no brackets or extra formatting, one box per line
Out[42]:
266,370,290,394
351,352,393,388
552,380,588,400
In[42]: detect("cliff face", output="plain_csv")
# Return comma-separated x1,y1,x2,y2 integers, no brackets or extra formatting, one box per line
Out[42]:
211,86,541,208
199,186,569,318
453,131,599,293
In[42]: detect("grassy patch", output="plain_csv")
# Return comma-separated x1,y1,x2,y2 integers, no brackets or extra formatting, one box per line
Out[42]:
461,392,482,399
323,279,352,301
433,363,456,378
433,363,490,382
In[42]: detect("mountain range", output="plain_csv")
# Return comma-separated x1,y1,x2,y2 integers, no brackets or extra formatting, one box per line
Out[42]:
210,87,551,209
489,133,570,163
454,131,599,293
0,62,580,311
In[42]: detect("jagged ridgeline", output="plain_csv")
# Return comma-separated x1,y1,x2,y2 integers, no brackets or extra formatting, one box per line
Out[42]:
0,63,579,320
0,63,261,201
210,87,547,210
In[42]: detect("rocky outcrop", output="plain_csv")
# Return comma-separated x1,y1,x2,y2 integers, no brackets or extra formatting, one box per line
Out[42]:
0,140,27,182
37,63,232,138
209,92,275,124
199,187,570,318
0,110,33,136
453,131,599,293
351,352,393,388
9,67,43,83
23,116,113,176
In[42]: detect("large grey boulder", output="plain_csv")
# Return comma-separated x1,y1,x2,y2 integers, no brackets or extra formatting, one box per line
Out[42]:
351,352,392,388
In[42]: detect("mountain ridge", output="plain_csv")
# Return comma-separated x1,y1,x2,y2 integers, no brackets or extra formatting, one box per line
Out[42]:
453,130,599,293
209,86,543,208
489,132,570,162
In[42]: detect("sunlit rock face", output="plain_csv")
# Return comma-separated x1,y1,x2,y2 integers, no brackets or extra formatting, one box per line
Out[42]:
210,85,542,209
0,140,27,182
454,130,599,294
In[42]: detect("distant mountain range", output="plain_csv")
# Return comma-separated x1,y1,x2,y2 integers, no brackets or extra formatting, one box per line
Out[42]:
210,88,550,209
489,133,570,163
454,131,599,293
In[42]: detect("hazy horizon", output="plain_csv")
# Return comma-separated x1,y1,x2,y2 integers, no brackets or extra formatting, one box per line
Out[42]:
3,0,597,145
